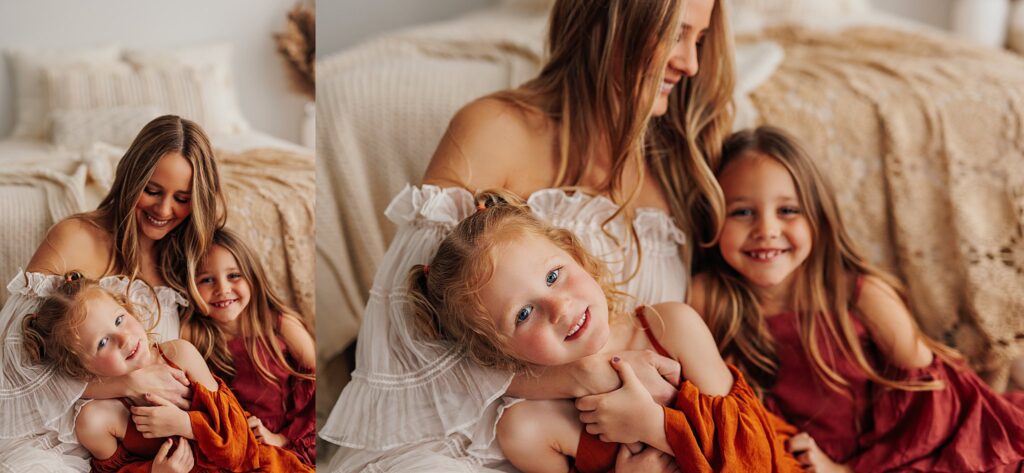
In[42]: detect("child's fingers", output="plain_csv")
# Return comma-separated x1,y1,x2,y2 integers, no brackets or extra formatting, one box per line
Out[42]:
578,411,597,424
624,442,644,454
247,416,262,429
575,394,601,412
154,438,173,460
169,367,190,386
610,356,640,386
616,444,634,463
145,393,174,407
787,432,811,453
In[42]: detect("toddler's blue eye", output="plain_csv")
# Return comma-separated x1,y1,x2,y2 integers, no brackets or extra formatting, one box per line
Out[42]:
98,337,108,350
546,269,560,286
516,305,533,325
115,315,124,326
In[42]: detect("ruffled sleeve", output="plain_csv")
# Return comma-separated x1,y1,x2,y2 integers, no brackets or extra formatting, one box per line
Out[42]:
278,371,316,465
188,376,312,472
846,358,1024,472
319,185,513,451
664,366,803,472
0,271,88,440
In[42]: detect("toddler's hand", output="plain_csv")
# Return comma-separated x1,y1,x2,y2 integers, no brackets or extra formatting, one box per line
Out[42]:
131,393,193,439
788,432,852,473
151,437,193,473
127,364,190,409
576,357,664,445
614,444,680,473
614,350,680,405
247,415,288,447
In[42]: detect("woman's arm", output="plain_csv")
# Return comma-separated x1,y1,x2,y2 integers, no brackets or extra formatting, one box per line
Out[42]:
83,363,191,408
508,350,681,405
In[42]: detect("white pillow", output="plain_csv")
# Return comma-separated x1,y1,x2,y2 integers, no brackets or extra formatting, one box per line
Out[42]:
726,0,872,33
51,106,164,152
5,45,122,139
123,43,250,134
45,64,209,133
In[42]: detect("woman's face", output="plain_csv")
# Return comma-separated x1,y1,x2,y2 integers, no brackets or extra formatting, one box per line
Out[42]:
478,232,610,366
75,290,152,378
651,0,714,117
135,152,193,243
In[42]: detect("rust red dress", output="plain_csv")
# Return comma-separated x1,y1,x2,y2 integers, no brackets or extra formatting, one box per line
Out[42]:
572,308,803,473
89,345,313,473
217,331,316,466
763,276,1024,472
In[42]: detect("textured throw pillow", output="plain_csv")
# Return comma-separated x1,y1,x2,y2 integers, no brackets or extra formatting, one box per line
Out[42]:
5,45,122,139
44,64,209,134
123,43,250,134
51,106,164,152
726,0,872,32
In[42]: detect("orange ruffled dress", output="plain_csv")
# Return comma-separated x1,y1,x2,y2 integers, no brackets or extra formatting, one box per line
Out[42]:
90,346,313,473
763,276,1024,472
572,308,803,473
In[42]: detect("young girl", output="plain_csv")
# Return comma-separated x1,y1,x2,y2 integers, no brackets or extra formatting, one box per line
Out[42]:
182,228,316,465
407,191,802,473
21,272,313,472
691,126,1024,472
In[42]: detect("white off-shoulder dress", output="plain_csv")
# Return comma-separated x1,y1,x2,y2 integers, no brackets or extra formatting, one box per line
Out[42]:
0,271,186,473
321,185,687,472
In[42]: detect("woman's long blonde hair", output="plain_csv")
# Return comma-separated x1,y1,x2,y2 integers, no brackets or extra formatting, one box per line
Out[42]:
182,228,313,383
492,0,735,269
407,190,627,373
74,115,226,321
698,126,959,394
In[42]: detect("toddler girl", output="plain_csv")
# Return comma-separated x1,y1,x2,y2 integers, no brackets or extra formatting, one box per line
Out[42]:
22,272,312,472
408,191,802,473
691,126,1024,472
182,228,316,466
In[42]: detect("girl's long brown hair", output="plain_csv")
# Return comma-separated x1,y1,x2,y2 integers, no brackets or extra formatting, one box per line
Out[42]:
406,190,628,373
489,0,734,271
182,228,313,383
75,115,226,320
698,126,959,394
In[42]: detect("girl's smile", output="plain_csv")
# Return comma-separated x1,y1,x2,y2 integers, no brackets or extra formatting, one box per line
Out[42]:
197,244,252,332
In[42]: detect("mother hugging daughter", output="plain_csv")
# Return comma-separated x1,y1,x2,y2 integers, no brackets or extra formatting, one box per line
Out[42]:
0,115,311,472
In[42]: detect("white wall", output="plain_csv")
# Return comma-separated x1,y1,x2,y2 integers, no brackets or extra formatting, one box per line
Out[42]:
871,0,955,30
0,0,310,144
319,0,499,57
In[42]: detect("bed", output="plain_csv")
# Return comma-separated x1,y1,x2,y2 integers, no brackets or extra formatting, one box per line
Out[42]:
315,0,1024,462
0,42,315,326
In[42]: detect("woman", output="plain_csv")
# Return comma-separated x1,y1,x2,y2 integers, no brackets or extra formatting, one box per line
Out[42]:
0,115,225,471
322,0,735,471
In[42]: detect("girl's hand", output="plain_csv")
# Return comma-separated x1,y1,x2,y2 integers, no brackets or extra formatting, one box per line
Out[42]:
576,357,664,445
131,394,193,439
577,350,680,404
614,444,680,473
151,437,194,473
247,416,288,447
788,432,852,473
127,364,190,409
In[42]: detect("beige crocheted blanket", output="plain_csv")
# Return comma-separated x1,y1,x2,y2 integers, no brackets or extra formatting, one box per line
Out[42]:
218,147,315,328
746,26,1024,386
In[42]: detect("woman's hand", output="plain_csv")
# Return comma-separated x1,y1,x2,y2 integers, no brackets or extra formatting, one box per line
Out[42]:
247,416,288,447
614,444,680,473
151,437,194,473
576,358,664,445
131,393,193,439
126,363,190,409
576,350,680,404
788,432,852,473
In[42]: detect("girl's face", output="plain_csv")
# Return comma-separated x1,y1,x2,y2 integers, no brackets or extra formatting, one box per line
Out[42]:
75,291,152,378
718,153,812,294
196,244,251,330
478,232,610,366
652,0,713,117
135,152,193,243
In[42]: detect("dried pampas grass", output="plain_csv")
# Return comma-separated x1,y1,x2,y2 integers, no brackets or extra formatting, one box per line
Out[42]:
275,3,315,100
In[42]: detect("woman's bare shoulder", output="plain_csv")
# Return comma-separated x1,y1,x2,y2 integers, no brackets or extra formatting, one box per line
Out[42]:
25,216,113,276
423,96,554,190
